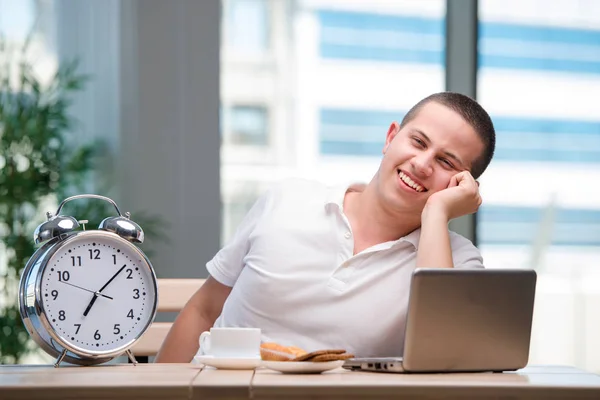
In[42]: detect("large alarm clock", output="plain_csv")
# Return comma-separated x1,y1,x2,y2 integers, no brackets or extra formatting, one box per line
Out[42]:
18,194,158,367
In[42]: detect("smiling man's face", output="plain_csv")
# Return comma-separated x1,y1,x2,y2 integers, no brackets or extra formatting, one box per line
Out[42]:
376,101,485,214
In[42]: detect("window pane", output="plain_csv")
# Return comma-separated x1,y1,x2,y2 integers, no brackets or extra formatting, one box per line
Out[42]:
0,0,56,84
221,0,446,243
477,0,600,373
222,105,269,146
0,0,35,41
225,0,269,53
0,0,56,365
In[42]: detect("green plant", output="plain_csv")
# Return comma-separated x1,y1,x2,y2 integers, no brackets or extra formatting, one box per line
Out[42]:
0,38,163,364
0,36,90,363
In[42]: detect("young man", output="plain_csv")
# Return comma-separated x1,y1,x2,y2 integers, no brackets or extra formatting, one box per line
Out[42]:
155,92,496,362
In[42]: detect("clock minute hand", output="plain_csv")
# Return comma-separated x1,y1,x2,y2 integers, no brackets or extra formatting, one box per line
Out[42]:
98,264,127,293
82,264,127,317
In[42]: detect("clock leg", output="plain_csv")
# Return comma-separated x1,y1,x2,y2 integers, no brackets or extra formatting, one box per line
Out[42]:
125,349,138,366
54,349,67,368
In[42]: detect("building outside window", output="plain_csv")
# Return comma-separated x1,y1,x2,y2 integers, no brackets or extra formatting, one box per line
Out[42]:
221,0,600,373
220,0,446,242
477,0,600,372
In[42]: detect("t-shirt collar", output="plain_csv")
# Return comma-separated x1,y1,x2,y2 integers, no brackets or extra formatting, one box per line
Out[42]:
324,183,421,249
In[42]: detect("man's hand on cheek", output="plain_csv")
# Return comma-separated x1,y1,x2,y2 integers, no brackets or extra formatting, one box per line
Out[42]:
422,171,482,222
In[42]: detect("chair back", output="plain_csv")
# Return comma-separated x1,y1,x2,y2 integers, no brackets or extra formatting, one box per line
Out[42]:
130,278,205,357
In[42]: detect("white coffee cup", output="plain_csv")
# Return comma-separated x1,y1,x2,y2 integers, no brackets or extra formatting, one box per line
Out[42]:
199,327,261,358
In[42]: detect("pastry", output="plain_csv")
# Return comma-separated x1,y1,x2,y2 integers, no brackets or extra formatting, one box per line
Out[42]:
260,342,307,361
292,349,346,362
310,353,355,362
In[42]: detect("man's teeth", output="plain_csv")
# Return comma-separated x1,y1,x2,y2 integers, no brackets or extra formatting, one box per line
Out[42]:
399,171,425,192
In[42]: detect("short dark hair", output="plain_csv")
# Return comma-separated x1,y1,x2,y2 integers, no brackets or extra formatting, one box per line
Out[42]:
399,92,496,179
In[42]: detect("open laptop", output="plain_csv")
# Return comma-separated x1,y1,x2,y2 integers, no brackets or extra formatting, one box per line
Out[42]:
343,268,537,373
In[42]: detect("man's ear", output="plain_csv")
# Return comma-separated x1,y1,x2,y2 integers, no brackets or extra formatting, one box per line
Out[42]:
383,122,400,154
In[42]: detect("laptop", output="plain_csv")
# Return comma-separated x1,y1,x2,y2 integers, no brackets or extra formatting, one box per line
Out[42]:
343,268,537,373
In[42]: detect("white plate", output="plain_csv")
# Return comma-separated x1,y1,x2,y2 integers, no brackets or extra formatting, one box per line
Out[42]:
262,360,345,374
194,355,262,370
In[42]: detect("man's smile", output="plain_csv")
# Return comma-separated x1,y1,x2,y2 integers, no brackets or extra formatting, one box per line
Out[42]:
398,170,427,193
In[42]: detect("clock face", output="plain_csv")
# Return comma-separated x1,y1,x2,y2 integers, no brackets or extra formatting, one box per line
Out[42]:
39,233,156,354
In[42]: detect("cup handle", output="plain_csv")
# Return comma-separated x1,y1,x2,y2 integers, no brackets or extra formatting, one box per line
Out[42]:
199,331,211,355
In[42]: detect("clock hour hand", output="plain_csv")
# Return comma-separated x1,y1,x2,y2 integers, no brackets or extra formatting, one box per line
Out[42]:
59,281,113,299
82,294,98,317
83,264,127,317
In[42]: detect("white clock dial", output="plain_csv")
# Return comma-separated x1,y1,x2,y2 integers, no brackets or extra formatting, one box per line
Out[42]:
40,234,156,353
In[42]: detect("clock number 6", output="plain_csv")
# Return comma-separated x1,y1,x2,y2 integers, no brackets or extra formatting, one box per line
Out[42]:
94,330,101,341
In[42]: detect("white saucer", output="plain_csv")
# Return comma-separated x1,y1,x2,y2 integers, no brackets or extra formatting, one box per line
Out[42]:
262,360,345,374
194,355,262,370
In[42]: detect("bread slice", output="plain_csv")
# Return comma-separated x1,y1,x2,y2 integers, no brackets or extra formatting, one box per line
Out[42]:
260,342,307,361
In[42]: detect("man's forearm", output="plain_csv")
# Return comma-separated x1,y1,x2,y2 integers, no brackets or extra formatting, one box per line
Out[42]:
416,207,453,268
155,305,214,363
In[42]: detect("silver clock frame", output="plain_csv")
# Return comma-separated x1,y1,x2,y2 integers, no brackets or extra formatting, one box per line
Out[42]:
19,230,158,367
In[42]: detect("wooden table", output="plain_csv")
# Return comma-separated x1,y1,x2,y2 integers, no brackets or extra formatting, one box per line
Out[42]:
2,364,600,399
0,363,200,400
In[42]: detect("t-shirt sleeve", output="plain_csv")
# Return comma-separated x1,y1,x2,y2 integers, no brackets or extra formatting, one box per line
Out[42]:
449,232,485,269
206,186,275,287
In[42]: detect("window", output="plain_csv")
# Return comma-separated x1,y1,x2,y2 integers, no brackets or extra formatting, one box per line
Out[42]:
478,0,600,372
222,105,269,146
220,0,446,244
224,0,270,54
221,182,265,244
0,0,35,41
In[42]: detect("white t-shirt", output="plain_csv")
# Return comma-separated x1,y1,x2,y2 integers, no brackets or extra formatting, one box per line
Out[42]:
207,178,483,357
